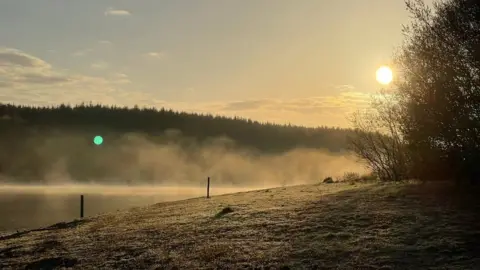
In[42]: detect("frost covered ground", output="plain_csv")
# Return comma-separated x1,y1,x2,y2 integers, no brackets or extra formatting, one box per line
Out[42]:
1,182,479,269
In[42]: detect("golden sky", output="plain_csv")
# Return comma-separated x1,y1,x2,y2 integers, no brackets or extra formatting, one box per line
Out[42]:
0,0,434,127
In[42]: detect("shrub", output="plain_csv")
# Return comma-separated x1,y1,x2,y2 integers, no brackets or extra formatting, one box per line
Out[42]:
342,172,361,182
323,177,334,184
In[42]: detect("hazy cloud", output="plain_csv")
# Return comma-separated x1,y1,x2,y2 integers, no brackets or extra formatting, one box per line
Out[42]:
223,99,273,111
110,73,131,84
144,52,166,59
0,48,50,68
0,48,127,105
0,48,71,89
150,92,371,127
0,48,370,128
72,48,93,57
98,40,112,45
18,73,72,85
0,81,14,88
104,8,131,16
90,61,109,70
334,84,355,91
210,92,373,127
221,93,370,115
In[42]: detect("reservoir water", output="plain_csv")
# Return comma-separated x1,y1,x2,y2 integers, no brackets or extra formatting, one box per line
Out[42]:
0,184,258,234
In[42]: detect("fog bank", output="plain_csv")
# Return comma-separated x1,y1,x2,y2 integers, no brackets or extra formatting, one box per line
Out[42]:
1,131,367,186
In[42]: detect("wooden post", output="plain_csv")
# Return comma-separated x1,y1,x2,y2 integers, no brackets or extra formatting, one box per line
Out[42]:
80,195,84,218
207,177,210,198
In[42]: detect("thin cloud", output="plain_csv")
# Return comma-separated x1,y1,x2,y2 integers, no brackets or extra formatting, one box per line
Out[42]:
110,73,131,84
215,95,370,127
0,48,143,107
223,99,273,111
221,93,370,115
144,52,166,59
0,48,66,88
0,48,50,68
18,73,72,85
104,8,131,16
113,73,128,79
0,48,368,128
334,84,356,91
0,81,14,88
90,61,109,70
98,40,112,45
72,48,93,57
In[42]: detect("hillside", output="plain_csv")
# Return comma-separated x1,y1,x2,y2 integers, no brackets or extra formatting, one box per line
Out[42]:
0,103,356,184
1,182,479,269
0,103,353,154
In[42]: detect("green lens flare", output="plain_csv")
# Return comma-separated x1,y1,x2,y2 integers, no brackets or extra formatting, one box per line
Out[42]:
93,135,103,145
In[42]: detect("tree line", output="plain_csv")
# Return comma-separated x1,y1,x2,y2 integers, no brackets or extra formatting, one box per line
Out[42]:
0,102,353,153
0,102,355,183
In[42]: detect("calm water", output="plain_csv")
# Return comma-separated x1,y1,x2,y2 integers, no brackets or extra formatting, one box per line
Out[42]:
0,184,257,233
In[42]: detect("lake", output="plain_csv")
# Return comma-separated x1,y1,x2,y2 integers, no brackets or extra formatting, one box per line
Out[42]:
0,184,262,234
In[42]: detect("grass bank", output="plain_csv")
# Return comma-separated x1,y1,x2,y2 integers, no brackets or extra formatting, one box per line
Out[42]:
1,182,479,269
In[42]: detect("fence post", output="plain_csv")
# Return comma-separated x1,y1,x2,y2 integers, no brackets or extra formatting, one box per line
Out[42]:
207,177,210,199
80,195,84,218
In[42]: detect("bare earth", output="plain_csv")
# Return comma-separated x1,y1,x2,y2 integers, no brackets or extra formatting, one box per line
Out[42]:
1,182,479,269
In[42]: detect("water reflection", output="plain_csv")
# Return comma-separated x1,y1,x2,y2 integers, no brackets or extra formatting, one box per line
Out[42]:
0,185,257,233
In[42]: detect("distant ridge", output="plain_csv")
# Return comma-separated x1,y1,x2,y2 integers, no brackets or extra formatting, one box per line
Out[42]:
0,102,354,153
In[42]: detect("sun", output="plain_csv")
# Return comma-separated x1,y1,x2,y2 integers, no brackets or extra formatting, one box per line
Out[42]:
376,66,393,85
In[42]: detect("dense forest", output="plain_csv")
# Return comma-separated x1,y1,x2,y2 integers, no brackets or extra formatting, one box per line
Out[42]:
0,103,355,184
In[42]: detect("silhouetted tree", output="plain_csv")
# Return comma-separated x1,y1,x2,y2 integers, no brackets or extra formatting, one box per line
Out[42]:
395,0,480,184
352,0,480,184
348,92,411,181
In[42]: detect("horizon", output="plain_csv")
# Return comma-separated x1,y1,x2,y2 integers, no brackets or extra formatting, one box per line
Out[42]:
0,102,354,129
0,0,434,128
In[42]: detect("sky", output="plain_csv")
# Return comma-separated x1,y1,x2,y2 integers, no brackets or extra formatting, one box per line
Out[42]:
0,0,431,128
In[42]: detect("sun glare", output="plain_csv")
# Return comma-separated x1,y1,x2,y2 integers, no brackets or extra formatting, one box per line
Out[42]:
376,66,393,85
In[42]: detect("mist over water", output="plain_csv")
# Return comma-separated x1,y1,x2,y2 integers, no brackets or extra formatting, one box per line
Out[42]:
0,132,367,232
2,131,367,186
